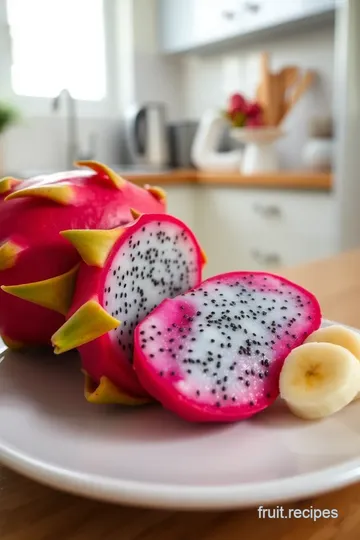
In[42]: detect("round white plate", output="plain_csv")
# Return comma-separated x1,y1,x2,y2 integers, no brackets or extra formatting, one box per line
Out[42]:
1,319,360,510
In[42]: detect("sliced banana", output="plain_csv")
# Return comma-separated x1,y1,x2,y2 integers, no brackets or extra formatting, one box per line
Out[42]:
305,324,360,359
279,342,360,420
305,324,360,399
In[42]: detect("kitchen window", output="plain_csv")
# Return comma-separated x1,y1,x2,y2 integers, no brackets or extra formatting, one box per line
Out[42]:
6,0,106,101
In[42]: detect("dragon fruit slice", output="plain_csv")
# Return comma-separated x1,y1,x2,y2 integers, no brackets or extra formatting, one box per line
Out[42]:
0,161,166,348
134,272,321,422
51,213,206,403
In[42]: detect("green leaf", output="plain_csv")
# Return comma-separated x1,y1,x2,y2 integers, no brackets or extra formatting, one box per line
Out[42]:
0,102,20,134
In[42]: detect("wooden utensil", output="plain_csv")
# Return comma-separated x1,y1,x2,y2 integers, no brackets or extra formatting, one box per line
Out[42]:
258,52,272,125
280,70,315,122
280,66,299,90
274,67,298,124
270,70,285,126
256,53,314,127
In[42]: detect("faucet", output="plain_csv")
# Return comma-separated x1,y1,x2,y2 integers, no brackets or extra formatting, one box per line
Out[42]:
52,89,78,169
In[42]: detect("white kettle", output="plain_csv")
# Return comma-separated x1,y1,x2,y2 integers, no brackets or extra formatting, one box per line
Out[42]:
125,102,169,167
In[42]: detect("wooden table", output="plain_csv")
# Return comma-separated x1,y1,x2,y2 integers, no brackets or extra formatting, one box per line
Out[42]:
2,249,360,540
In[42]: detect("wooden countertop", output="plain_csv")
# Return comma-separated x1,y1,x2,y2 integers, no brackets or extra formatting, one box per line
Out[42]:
125,169,332,190
2,249,360,539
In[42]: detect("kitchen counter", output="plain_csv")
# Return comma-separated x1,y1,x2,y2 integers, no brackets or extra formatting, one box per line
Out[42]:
9,168,332,191
124,169,332,190
1,248,360,540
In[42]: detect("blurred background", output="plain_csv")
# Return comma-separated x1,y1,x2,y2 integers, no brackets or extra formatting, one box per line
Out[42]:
0,0,359,278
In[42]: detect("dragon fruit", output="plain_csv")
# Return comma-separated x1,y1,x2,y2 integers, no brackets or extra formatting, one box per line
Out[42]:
133,272,321,422
51,213,206,403
0,161,166,348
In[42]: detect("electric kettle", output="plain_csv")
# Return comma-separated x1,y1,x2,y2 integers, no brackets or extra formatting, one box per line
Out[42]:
125,102,169,167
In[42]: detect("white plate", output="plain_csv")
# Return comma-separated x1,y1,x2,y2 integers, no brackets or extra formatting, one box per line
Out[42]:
1,319,360,510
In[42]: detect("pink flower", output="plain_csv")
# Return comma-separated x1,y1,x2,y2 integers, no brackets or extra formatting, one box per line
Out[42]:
246,101,262,118
229,93,247,115
246,115,264,128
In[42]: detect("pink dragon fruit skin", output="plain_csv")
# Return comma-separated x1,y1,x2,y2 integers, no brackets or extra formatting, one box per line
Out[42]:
51,213,206,402
133,272,322,422
0,161,166,348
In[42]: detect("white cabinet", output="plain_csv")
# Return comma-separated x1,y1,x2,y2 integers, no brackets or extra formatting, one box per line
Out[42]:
158,0,335,53
165,185,197,232
194,187,335,279
159,0,195,54
301,0,336,15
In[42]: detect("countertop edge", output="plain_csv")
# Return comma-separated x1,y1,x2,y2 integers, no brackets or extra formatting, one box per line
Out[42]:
123,169,332,191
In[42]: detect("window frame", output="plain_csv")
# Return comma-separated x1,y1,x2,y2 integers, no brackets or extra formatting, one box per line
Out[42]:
3,0,117,118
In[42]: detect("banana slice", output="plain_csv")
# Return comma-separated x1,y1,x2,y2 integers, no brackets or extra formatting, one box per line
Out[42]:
305,324,360,358
279,342,360,420
305,325,360,399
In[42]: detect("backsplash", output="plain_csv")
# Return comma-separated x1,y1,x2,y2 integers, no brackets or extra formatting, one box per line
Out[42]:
0,10,335,175
2,118,122,176
179,23,335,169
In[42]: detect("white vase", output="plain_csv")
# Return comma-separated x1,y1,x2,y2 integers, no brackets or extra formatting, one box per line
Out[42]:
230,127,284,174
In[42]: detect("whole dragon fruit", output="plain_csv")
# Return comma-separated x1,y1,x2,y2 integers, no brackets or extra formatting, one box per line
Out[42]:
0,161,166,348
51,212,206,403
133,272,321,422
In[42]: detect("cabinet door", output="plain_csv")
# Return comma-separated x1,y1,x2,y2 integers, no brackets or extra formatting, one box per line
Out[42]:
159,0,196,53
194,187,255,278
301,0,336,16
193,188,336,277
192,0,246,44
159,0,334,53
165,186,196,232
240,0,303,33
159,0,248,52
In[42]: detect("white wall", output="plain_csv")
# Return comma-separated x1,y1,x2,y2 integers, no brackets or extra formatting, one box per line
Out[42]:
113,0,183,163
0,0,184,174
179,23,335,169
0,0,335,174
0,0,123,174
132,0,183,122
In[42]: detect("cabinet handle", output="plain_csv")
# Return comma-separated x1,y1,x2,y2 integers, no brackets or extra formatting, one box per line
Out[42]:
253,203,282,218
251,250,281,266
222,2,261,20
221,10,236,19
243,2,261,13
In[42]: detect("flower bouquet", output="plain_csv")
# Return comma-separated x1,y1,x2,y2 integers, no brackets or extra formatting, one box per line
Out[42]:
224,92,283,174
